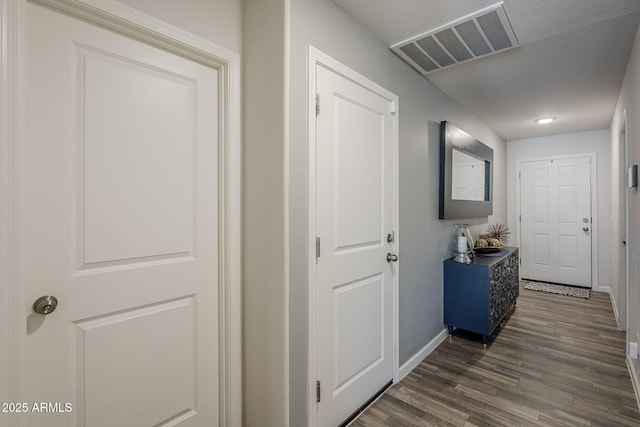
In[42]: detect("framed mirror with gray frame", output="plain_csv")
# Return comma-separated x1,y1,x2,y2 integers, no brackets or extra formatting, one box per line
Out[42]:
439,121,493,219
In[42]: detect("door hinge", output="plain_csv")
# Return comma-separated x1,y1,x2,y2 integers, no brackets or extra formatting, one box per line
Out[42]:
316,237,321,260
316,94,320,117
316,380,321,403
390,100,397,115
519,214,521,223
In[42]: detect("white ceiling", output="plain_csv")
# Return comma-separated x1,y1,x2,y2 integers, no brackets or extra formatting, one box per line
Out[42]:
332,0,640,141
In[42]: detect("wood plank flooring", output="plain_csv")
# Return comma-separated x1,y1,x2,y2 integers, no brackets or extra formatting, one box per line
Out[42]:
353,285,640,426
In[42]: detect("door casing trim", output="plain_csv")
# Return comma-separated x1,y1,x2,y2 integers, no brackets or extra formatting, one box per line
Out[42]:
616,108,630,334
0,1,242,426
307,45,399,427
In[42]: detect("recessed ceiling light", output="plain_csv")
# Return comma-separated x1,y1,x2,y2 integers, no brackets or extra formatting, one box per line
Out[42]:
536,117,554,124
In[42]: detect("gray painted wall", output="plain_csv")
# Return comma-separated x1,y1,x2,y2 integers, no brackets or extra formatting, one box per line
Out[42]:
611,18,640,387
288,0,507,424
243,1,288,426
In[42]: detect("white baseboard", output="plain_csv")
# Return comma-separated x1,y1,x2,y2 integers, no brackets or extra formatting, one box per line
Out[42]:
600,286,621,329
398,328,448,380
627,356,640,411
597,284,612,294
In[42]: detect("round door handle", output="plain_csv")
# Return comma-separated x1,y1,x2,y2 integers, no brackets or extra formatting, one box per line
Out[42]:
387,253,399,263
33,295,58,315
583,227,589,232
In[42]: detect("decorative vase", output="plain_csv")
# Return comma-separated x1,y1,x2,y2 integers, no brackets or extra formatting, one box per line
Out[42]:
452,224,474,264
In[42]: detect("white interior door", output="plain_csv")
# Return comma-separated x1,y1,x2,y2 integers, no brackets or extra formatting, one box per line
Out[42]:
25,4,219,426
314,64,396,426
520,156,592,287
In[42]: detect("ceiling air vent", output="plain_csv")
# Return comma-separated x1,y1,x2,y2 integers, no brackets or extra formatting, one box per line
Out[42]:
391,2,519,75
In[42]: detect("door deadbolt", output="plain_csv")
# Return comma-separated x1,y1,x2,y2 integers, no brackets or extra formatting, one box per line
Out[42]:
387,253,399,263
33,295,58,315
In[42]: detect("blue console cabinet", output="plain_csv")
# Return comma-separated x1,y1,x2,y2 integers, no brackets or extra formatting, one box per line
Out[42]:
444,247,519,345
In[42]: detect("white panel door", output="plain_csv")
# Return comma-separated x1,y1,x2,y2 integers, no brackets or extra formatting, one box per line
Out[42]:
315,64,396,426
520,157,592,287
25,4,219,426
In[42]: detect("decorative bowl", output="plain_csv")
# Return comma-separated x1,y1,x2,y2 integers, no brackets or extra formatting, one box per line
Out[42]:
474,247,502,254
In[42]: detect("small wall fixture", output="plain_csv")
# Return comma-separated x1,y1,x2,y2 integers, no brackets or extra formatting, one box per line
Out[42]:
535,117,554,124
629,164,638,188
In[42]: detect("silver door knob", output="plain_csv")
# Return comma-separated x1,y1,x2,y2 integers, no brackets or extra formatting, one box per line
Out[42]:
583,227,589,232
387,253,399,262
33,295,58,315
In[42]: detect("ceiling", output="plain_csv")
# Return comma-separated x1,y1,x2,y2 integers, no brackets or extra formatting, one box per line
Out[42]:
332,0,640,141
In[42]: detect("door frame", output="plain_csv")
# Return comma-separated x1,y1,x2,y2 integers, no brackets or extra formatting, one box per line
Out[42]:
515,152,599,289
616,109,630,334
307,46,399,426
0,1,242,426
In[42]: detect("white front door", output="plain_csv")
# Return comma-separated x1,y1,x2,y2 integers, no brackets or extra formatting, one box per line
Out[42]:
520,156,592,287
25,4,219,426
314,63,397,426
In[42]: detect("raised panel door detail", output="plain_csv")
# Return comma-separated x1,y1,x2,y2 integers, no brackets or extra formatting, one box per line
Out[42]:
533,234,549,266
78,47,196,268
333,275,384,392
75,298,196,427
333,97,383,253
533,186,549,223
533,167,548,178
558,165,577,177
558,185,578,224
559,235,578,269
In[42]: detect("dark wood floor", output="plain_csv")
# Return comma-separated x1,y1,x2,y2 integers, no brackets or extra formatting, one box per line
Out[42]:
353,285,640,426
